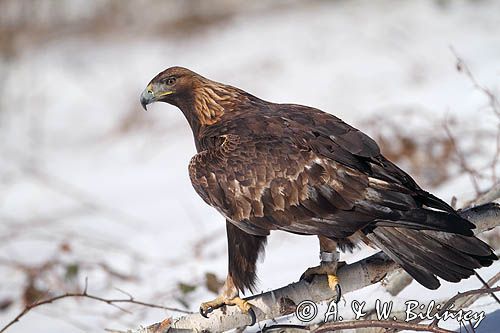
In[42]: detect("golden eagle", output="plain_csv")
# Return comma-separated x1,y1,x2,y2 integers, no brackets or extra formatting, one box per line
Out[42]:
140,67,496,322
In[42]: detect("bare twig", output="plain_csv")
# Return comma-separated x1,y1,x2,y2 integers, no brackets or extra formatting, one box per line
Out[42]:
492,129,500,182
443,118,481,195
0,283,192,333
451,47,500,117
378,273,500,333
460,272,500,309
473,272,500,305
451,47,500,188
430,286,500,328
313,319,454,333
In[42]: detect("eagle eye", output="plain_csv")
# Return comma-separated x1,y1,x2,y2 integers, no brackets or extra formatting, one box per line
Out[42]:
166,77,176,85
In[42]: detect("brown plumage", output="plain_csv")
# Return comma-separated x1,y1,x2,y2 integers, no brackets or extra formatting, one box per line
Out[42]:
141,66,497,294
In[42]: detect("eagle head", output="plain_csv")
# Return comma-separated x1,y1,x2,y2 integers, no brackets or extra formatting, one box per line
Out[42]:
140,66,200,111
140,67,249,127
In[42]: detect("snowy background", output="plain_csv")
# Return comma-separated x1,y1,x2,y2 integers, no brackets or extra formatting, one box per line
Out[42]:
0,0,499,332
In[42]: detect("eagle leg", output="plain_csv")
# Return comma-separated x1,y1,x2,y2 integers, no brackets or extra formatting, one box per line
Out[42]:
300,236,344,303
199,273,256,325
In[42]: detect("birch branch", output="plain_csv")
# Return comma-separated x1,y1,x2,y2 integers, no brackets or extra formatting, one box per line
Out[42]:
465,182,500,208
127,203,500,333
352,272,500,333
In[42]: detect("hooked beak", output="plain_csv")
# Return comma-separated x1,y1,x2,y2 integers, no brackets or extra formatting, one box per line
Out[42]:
140,85,155,111
140,84,174,111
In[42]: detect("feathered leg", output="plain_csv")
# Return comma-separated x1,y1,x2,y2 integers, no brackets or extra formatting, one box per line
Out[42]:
199,220,267,325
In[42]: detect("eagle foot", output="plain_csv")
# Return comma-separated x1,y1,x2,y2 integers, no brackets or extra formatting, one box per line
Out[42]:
199,296,256,325
300,262,344,303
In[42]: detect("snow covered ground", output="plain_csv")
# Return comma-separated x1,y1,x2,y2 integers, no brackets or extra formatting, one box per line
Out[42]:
0,1,499,332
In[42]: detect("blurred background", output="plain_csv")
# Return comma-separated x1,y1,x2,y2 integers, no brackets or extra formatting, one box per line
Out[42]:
0,0,499,332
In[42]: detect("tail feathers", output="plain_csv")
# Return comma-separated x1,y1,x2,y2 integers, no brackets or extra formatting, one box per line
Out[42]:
366,226,497,290
374,209,476,236
421,230,495,257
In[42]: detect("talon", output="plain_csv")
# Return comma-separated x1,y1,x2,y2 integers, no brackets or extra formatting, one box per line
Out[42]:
199,299,218,319
199,305,213,318
334,283,342,303
248,307,256,326
327,274,341,303
199,296,255,325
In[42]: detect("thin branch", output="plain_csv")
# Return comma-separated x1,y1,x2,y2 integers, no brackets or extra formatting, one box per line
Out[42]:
451,47,500,117
0,286,192,333
451,47,500,188
373,272,500,333
443,118,481,195
491,128,500,182
105,329,129,333
473,272,500,305
430,286,500,328
261,323,310,332
460,272,500,309
313,319,454,333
